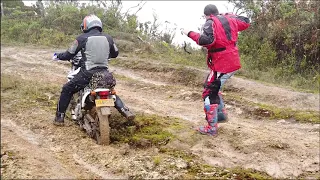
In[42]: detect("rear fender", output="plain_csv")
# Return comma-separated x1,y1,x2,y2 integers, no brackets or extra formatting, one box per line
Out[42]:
81,88,116,107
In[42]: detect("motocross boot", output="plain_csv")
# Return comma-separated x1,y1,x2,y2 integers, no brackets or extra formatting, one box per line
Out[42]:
114,95,135,121
53,112,65,126
217,92,228,123
197,104,218,136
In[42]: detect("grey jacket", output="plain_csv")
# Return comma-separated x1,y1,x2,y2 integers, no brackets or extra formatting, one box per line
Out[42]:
57,28,118,70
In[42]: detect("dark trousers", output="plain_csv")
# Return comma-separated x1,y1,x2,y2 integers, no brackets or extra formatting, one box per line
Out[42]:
57,67,104,113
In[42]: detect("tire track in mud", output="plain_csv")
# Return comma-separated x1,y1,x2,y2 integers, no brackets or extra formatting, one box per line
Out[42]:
1,117,126,179
1,46,319,178
72,154,126,179
1,118,75,179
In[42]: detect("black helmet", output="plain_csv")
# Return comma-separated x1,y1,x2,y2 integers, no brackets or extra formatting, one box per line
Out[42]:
204,4,219,16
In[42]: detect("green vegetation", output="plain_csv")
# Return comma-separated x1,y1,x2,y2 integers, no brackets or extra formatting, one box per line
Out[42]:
152,156,162,166
1,0,318,92
1,73,60,112
225,92,320,123
109,113,183,148
230,0,319,92
158,148,272,179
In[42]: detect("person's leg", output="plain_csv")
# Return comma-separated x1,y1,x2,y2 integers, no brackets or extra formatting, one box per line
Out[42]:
114,95,135,120
54,68,93,126
90,69,135,121
198,70,220,136
217,71,237,122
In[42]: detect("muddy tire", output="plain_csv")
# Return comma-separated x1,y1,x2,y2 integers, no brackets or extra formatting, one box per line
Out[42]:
95,107,110,145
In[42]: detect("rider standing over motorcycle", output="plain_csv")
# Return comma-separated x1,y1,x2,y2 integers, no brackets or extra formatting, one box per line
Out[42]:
53,14,135,126
181,4,250,136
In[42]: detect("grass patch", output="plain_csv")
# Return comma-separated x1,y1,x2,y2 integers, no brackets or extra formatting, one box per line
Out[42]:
109,113,178,148
237,67,319,94
153,156,162,166
158,148,272,179
225,167,272,180
225,93,320,124
1,74,60,112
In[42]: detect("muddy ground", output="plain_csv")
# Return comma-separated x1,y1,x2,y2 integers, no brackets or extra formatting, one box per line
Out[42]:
1,45,319,179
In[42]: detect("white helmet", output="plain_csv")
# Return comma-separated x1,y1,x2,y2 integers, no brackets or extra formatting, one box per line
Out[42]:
80,14,102,33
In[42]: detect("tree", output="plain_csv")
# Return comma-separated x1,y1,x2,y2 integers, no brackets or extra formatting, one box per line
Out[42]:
229,0,319,74
33,0,45,17
2,0,24,8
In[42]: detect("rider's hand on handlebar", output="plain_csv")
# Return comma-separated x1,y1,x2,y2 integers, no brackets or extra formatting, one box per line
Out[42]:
52,53,59,61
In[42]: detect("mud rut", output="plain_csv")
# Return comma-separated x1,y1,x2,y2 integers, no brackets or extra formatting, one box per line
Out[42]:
1,46,319,179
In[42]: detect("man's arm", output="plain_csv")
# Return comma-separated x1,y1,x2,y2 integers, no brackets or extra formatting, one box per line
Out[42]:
228,14,250,31
57,38,82,60
187,19,215,47
106,35,119,58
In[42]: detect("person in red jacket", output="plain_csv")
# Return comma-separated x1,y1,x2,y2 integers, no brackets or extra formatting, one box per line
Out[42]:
182,4,250,136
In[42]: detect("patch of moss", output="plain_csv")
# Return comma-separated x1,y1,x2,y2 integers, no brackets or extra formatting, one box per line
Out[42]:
256,103,319,123
297,171,320,180
169,121,185,131
159,148,272,179
185,164,272,179
109,113,176,148
160,148,196,162
225,93,320,124
225,167,272,180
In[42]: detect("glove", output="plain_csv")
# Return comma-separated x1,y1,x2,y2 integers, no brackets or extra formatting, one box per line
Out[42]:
52,53,59,61
180,28,190,36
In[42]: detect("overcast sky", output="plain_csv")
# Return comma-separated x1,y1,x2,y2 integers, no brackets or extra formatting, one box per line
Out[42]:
124,1,234,47
23,1,234,47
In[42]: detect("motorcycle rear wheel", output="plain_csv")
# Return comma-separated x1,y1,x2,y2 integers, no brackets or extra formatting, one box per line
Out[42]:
94,107,110,145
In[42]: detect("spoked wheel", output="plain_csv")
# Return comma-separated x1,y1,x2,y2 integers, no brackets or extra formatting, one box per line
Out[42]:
91,106,110,145
69,93,83,129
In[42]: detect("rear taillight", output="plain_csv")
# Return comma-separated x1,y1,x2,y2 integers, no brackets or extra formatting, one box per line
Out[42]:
99,91,109,99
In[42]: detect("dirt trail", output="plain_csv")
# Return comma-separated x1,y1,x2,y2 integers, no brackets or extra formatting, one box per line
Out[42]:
1,118,75,179
1,46,319,179
114,57,319,112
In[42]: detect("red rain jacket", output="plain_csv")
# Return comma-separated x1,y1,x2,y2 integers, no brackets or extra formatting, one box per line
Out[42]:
188,13,250,73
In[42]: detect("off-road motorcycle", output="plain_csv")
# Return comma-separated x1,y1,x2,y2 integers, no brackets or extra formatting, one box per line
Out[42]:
67,53,116,145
